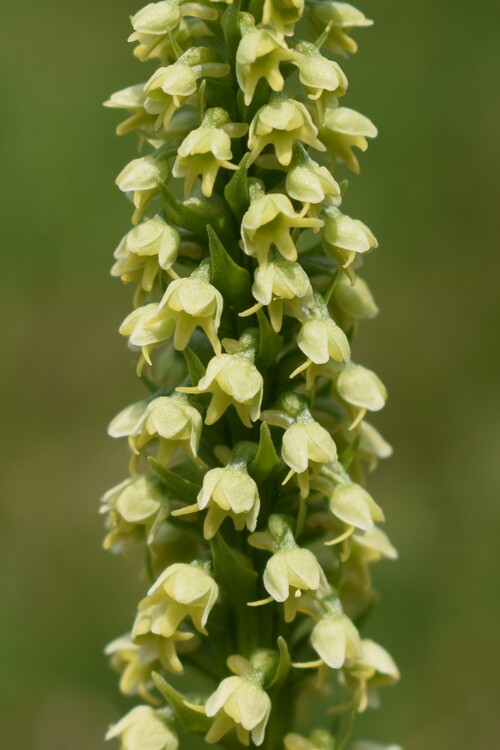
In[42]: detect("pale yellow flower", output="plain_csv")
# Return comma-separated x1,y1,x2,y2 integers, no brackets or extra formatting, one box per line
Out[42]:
320,107,377,173
236,17,299,105
179,348,264,427
134,562,219,638
106,705,178,750
248,97,325,167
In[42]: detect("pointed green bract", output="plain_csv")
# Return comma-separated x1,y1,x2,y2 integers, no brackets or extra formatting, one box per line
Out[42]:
103,2,400,749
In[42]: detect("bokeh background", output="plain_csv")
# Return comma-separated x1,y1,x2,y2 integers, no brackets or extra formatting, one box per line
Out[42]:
1,1,499,748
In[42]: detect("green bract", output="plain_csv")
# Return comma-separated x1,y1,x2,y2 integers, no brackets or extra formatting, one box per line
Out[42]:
104,2,400,749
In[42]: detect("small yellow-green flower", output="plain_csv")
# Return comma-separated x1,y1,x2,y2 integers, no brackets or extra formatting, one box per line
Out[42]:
104,84,156,136
101,475,169,553
250,514,328,621
111,216,180,297
173,462,260,538
285,730,335,750
308,1,373,56
342,639,400,712
241,254,312,331
108,394,203,469
336,362,387,428
116,155,168,224
323,206,378,280
173,108,247,197
320,107,377,173
332,273,379,322
262,0,304,36
248,97,325,167
241,189,323,267
236,16,299,105
179,337,264,427
106,705,178,750
203,654,272,746
134,561,219,638
286,148,341,207
293,294,351,386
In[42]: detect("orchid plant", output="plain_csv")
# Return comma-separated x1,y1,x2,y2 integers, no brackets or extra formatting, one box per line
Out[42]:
103,2,400,749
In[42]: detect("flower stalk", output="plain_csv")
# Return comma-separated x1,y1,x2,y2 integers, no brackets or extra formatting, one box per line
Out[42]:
103,2,400,749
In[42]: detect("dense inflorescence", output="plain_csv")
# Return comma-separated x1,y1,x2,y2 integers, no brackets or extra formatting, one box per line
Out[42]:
103,2,400,749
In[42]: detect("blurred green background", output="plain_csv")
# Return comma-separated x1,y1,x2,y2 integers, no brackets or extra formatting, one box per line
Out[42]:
1,1,499,748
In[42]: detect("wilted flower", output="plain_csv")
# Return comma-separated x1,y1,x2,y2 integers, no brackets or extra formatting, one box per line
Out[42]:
320,107,377,173
248,97,325,167
134,561,219,637
116,155,168,224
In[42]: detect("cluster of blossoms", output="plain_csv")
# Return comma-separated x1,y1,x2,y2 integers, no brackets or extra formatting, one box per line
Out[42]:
103,2,400,749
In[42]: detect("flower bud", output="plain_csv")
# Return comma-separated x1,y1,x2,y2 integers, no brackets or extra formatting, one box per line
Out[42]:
320,107,377,173
106,705,178,750
116,155,168,224
135,561,219,637
248,97,325,167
